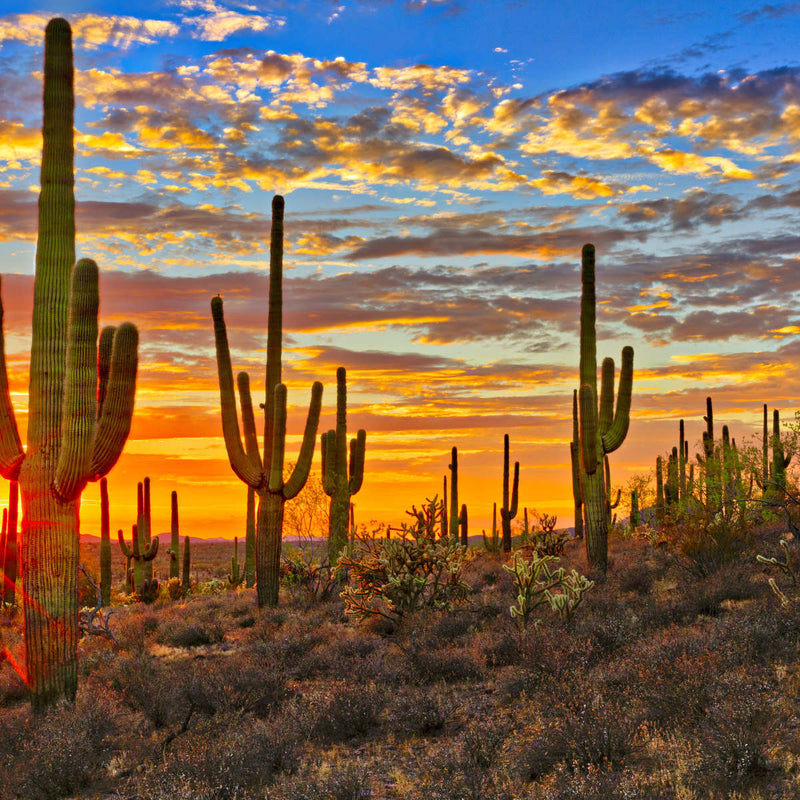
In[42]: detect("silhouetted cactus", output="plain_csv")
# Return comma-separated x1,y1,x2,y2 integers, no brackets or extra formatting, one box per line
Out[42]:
570,390,584,540
0,19,139,707
459,503,468,546
322,366,366,563
212,196,323,607
500,434,519,553
182,535,191,592
2,480,18,606
99,478,111,606
630,489,640,527
229,536,244,587
244,486,256,587
167,490,180,580
576,244,633,575
482,502,500,554
448,447,466,540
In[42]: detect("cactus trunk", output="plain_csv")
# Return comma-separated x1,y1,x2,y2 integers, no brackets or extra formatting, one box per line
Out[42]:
99,478,111,606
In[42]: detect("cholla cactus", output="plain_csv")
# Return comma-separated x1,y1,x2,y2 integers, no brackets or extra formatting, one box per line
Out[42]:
504,551,594,631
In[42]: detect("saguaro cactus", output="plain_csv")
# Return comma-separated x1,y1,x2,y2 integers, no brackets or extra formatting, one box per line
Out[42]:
212,196,323,607
229,537,244,587
448,447,466,540
182,536,191,592
2,481,18,606
0,19,138,707
500,434,519,553
569,391,584,540
118,523,159,595
99,478,111,606
166,491,179,580
244,487,256,587
321,366,366,562
576,244,633,575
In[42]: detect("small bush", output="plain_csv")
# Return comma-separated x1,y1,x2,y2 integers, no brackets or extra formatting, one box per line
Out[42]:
299,682,384,744
266,761,371,800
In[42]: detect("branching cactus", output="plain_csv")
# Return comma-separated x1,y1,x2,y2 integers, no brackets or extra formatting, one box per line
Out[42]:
211,196,323,608
503,551,594,631
482,501,501,554
118,523,158,596
576,244,633,575
0,19,138,707
500,434,519,553
321,366,366,563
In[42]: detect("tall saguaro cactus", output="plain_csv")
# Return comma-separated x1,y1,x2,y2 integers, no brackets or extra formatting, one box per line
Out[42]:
212,196,323,607
576,244,633,575
168,490,180,580
321,366,366,562
99,478,111,606
500,434,519,553
0,19,138,708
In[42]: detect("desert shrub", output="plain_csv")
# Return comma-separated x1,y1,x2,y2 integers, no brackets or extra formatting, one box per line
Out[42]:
297,681,384,744
0,688,125,800
281,547,343,604
110,652,187,729
266,761,371,800
687,671,778,792
386,687,453,738
165,576,185,600
156,616,224,648
129,714,299,800
533,763,668,800
659,507,755,577
405,643,484,684
338,515,473,622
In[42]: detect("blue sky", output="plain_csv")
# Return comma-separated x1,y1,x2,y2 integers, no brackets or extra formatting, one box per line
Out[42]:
2,0,800,535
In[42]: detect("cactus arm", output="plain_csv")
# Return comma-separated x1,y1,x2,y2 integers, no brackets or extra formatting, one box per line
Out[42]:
348,429,366,495
211,295,265,489
142,533,159,560
96,325,114,419
0,278,24,480
578,383,598,475
321,430,335,494
598,357,615,435
602,346,633,454
283,380,323,500
53,259,99,502
117,528,133,559
89,322,138,479
237,371,262,472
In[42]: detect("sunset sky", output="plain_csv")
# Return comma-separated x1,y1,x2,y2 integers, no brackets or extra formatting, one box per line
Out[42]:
1,1,800,544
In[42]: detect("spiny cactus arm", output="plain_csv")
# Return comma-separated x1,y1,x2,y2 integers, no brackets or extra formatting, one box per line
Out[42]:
601,345,633,453
598,357,615,435
211,295,264,489
88,322,138,480
502,461,520,521
96,325,114,419
54,259,99,501
348,429,366,494
0,279,24,480
237,371,263,472
321,429,335,495
578,383,598,475
117,528,134,559
142,535,159,561
283,380,324,500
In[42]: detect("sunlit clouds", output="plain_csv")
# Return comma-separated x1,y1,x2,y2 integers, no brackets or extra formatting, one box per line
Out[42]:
2,0,800,536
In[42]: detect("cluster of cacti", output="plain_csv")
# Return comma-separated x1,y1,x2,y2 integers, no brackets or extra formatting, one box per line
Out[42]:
321,366,366,563
575,244,634,574
0,18,138,708
212,196,323,608
500,434,519,553
482,502,501,554
762,405,792,501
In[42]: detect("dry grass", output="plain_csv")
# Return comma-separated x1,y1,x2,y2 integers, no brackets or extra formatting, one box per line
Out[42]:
0,530,798,799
